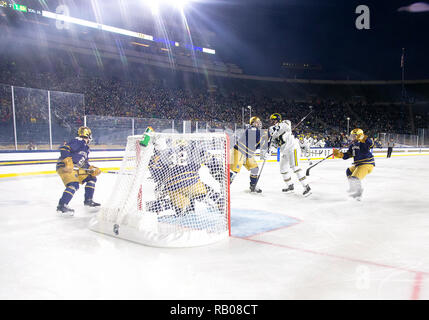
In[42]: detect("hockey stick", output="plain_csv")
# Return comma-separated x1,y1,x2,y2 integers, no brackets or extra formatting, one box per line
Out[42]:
254,136,272,189
74,167,96,175
305,153,333,176
74,167,130,175
292,108,314,131
305,142,353,176
106,170,127,174
75,167,118,175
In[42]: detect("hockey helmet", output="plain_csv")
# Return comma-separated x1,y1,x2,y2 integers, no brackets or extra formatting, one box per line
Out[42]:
174,138,188,148
350,128,364,140
78,126,92,142
269,113,282,124
249,116,262,129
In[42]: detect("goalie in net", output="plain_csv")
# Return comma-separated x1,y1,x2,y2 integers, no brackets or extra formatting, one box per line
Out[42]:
90,131,230,247
146,137,226,217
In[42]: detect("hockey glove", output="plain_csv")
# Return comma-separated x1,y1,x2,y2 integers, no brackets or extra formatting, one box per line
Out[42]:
333,148,344,158
89,165,101,176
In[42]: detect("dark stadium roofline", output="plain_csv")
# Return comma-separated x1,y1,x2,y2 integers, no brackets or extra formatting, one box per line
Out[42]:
222,73,429,85
2,34,428,85
281,79,429,85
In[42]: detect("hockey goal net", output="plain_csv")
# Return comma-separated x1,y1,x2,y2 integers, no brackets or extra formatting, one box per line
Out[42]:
89,131,231,247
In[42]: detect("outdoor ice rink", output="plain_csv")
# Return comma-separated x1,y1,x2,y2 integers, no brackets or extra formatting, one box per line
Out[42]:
0,154,428,300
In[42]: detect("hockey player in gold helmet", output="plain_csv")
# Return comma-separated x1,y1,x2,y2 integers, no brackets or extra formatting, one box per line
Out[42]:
230,116,268,193
77,126,92,143
249,116,262,129
333,128,375,200
55,126,101,215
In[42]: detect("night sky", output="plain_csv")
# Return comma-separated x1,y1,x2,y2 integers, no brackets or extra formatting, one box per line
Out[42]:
3,0,428,80
191,0,429,80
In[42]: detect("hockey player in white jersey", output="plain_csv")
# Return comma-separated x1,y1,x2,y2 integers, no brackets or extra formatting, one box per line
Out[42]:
264,113,311,196
298,136,313,165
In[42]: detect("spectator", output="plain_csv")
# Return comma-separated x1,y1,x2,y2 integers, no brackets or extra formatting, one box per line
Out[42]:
27,141,37,150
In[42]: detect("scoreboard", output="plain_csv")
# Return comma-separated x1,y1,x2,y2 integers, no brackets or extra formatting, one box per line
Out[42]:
0,0,216,55
1,0,41,14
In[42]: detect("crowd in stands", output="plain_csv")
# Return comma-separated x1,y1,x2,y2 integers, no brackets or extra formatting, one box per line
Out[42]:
0,56,427,148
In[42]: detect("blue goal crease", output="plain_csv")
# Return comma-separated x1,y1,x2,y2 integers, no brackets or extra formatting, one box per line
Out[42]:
230,209,299,238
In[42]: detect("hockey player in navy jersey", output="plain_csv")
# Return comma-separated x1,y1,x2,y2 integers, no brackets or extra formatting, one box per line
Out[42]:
230,116,268,193
333,128,375,200
56,126,101,215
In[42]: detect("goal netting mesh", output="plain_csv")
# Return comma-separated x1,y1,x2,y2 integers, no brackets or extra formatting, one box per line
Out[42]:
89,132,231,247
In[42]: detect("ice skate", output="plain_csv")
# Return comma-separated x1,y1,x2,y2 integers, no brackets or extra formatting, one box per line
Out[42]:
303,185,312,197
347,177,363,200
84,199,101,212
349,188,363,201
282,184,294,193
56,203,75,217
250,184,262,193
84,199,100,207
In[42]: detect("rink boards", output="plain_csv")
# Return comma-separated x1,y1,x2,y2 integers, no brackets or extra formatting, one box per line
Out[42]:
0,147,428,178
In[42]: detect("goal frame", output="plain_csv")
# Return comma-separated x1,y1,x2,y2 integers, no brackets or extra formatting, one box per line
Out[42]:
90,131,231,247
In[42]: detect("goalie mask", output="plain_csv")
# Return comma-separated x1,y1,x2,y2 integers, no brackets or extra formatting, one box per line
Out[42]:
77,126,92,143
173,139,189,150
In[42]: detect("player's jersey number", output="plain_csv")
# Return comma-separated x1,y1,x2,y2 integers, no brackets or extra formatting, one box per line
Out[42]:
168,151,188,168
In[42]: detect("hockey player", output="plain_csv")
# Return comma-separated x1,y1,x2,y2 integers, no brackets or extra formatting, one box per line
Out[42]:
333,128,375,200
265,113,311,196
298,136,313,165
230,116,268,193
146,138,225,216
56,126,101,216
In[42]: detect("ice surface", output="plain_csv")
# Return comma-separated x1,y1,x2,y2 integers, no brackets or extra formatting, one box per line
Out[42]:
0,156,428,299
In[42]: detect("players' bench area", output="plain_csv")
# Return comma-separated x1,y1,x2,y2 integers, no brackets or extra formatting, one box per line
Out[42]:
1,147,429,179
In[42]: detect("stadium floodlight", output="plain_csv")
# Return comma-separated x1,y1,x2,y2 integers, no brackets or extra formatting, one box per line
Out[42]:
142,0,160,15
172,0,190,10
142,0,190,13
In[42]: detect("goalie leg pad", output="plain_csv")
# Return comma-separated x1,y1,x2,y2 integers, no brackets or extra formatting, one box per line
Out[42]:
168,181,207,210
